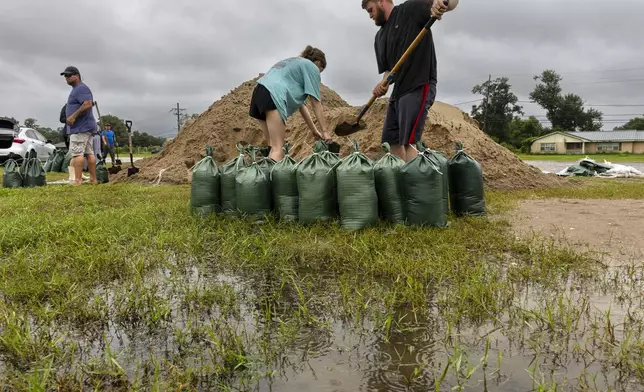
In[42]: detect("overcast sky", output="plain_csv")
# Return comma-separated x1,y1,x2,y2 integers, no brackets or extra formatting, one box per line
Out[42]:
2,0,644,136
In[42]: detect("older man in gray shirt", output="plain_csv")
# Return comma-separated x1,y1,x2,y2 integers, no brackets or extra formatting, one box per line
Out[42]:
61,66,98,185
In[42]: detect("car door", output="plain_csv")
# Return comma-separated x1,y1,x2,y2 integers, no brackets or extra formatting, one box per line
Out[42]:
33,130,55,159
25,129,46,158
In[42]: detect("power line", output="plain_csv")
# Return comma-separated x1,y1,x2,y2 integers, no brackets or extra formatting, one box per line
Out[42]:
169,103,187,134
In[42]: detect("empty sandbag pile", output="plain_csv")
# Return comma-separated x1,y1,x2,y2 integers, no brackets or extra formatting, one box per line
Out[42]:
190,139,487,231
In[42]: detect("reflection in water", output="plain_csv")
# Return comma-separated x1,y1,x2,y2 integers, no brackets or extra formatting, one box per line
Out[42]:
13,261,643,391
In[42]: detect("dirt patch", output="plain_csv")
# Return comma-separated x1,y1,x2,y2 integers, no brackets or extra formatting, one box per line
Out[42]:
510,199,644,266
112,76,564,191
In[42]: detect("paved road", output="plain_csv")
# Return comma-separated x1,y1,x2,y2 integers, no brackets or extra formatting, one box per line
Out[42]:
526,160,644,174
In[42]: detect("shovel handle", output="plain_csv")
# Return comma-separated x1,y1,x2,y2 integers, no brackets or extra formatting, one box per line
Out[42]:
125,120,133,132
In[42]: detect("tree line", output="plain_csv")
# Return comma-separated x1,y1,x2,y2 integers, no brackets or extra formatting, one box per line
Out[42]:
16,115,167,148
470,70,644,152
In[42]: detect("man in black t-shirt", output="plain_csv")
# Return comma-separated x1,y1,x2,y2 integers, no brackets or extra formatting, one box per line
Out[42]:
362,0,458,162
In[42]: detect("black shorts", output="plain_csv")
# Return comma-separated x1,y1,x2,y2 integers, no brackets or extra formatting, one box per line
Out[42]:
382,83,436,146
249,83,277,121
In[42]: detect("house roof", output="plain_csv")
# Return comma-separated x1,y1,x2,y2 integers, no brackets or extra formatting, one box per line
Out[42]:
532,130,644,143
568,130,644,142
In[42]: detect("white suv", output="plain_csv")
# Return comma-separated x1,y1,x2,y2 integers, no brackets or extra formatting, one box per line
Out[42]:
0,117,56,163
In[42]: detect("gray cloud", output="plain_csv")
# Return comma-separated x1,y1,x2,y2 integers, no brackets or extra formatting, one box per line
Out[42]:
1,0,643,137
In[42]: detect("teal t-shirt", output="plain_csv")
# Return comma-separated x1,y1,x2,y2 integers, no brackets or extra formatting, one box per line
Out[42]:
258,57,322,123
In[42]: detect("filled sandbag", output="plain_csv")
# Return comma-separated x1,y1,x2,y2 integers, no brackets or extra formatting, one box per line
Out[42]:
271,142,299,222
336,140,378,231
419,141,450,217
220,145,248,216
374,143,405,225
235,149,271,219
400,151,447,228
44,153,55,172
2,159,23,188
297,140,337,224
61,151,73,173
190,146,220,216
51,150,66,172
96,158,110,184
23,158,46,188
448,143,486,217
257,152,276,210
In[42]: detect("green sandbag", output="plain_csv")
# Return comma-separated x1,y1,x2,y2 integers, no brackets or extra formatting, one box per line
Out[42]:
419,142,450,217
2,159,23,188
297,140,336,224
235,149,271,219
336,140,378,231
51,150,66,172
96,158,110,184
400,152,446,228
448,143,486,217
271,142,299,222
220,145,248,216
61,151,73,173
374,143,405,224
44,153,55,172
23,158,46,188
257,153,276,210
190,146,221,216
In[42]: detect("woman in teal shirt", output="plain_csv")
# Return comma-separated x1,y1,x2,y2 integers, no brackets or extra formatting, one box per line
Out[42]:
249,45,331,162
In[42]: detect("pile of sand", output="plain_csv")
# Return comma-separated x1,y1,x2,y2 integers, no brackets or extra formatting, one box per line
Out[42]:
112,76,561,191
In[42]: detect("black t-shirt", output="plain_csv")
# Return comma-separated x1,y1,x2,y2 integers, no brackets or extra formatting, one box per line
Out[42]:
374,0,437,100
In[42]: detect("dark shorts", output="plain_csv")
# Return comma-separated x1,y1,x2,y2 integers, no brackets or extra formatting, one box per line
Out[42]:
249,83,277,121
382,83,436,146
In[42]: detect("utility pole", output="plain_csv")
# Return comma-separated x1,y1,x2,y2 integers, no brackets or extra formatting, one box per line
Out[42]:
170,103,187,134
482,74,491,133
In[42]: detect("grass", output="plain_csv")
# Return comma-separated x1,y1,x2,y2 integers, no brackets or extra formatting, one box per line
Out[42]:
518,153,644,162
0,179,643,390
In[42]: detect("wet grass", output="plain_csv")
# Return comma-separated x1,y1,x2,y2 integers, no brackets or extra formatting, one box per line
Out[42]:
0,180,643,390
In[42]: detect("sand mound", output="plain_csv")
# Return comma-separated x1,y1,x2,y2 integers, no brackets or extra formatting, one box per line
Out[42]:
112,77,562,191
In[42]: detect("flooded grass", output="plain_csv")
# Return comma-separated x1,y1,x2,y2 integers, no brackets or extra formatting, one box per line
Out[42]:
0,181,643,390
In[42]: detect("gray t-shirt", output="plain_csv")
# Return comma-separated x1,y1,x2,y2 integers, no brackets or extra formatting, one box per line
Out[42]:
65,82,96,134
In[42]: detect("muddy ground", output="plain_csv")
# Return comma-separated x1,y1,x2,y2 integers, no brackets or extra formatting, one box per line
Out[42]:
511,198,644,266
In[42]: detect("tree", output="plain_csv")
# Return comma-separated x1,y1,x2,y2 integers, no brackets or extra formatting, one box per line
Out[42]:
471,77,524,143
614,115,644,130
24,118,38,129
508,116,545,151
96,114,166,147
529,70,603,132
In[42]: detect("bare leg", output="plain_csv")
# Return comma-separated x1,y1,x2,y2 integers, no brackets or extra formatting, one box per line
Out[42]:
405,145,419,162
72,156,84,185
87,154,98,184
258,120,269,143
265,110,285,162
390,145,406,162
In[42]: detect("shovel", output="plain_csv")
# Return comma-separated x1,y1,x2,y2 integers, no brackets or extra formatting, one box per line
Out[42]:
125,120,140,177
334,1,448,137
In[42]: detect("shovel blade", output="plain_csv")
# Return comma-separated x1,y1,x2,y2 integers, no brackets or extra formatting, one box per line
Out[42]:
334,121,367,137
127,167,140,177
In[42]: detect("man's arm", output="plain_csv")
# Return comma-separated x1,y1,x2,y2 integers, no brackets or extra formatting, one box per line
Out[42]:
67,100,93,125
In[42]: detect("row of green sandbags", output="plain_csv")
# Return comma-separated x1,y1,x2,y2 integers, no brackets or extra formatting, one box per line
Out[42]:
2,155,109,188
2,158,47,188
43,150,72,173
190,140,485,230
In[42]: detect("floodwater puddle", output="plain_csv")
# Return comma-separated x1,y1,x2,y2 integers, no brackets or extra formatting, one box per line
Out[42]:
37,259,644,391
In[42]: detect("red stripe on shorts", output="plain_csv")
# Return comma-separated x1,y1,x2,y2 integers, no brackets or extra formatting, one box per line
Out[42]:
408,83,430,144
